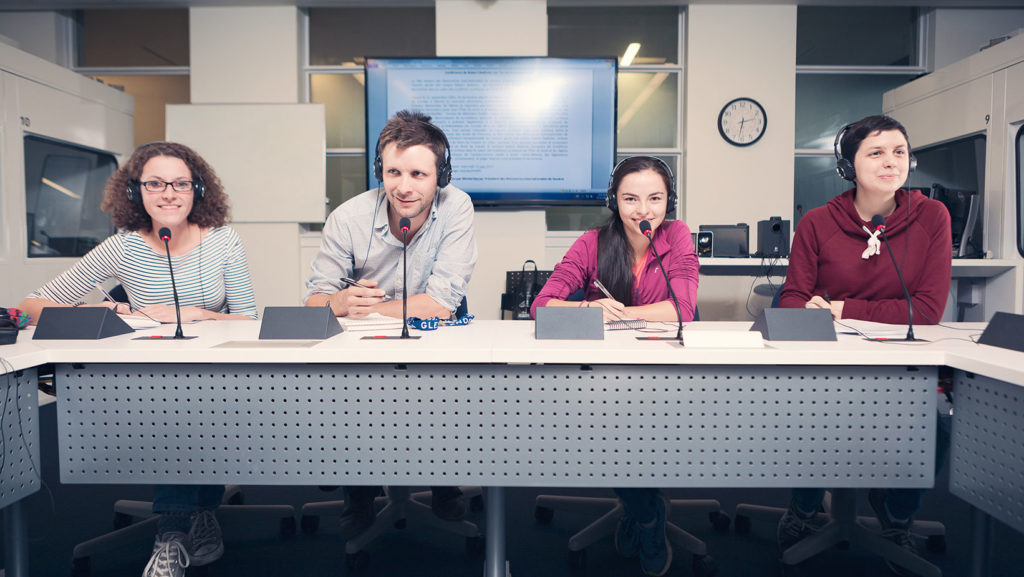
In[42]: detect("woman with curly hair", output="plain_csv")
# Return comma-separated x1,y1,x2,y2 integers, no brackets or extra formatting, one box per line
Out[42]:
19,141,256,577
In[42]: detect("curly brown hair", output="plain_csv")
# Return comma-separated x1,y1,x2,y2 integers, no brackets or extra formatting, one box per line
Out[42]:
100,141,230,232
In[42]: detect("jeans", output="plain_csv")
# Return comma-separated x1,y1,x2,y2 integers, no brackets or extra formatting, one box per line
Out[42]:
614,488,661,523
153,484,225,514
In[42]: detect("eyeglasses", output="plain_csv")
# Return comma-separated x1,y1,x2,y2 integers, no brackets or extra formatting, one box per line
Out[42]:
141,180,195,193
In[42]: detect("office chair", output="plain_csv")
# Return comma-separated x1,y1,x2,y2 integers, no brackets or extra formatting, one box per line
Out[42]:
71,485,296,577
735,283,946,577
734,491,945,576
299,486,485,569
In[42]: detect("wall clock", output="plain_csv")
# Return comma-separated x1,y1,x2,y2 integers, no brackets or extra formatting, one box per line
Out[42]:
718,97,766,146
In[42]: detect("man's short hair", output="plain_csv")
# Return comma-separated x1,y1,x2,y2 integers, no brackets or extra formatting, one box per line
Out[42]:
376,110,449,171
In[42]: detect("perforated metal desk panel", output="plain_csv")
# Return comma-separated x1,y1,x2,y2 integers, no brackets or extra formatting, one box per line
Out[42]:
0,367,40,508
56,362,936,488
950,369,1024,534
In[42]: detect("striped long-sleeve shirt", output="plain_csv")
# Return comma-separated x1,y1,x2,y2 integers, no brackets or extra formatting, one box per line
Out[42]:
29,227,258,319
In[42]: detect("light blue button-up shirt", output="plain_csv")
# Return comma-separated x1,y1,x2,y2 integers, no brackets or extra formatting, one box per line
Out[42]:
305,185,478,313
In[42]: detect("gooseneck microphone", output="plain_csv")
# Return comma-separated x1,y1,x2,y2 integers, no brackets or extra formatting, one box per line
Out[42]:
155,227,195,340
639,220,684,342
870,215,919,342
399,217,414,339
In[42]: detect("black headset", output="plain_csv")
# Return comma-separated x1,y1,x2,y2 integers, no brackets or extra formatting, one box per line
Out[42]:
834,122,917,182
606,156,677,213
126,142,206,204
373,119,453,189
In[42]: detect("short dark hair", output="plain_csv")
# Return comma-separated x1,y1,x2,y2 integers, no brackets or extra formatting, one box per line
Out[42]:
840,115,912,165
376,110,448,169
101,142,230,232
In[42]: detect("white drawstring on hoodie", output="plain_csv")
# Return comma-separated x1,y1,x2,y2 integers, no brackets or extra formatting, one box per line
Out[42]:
861,225,882,259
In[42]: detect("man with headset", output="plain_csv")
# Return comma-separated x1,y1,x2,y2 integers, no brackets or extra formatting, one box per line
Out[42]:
304,110,478,536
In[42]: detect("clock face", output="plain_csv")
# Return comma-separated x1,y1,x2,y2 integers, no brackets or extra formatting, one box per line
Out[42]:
718,97,767,146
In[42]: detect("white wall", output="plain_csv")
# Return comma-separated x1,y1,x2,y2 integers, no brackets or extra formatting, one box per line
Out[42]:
685,5,796,321
174,7,315,314
932,9,1024,70
0,11,72,67
436,0,549,320
189,6,302,104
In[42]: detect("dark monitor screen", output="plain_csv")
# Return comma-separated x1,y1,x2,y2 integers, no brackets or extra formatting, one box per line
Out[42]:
365,57,618,206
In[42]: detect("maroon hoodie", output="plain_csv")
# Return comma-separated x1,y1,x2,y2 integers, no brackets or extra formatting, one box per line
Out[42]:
778,187,952,324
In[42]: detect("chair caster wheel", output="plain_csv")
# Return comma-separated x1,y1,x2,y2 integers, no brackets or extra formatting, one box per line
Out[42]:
567,548,587,572
280,516,297,537
470,494,485,512
709,511,731,533
693,553,718,577
466,534,485,556
300,514,319,535
346,550,369,571
734,514,752,535
534,505,554,524
926,534,947,553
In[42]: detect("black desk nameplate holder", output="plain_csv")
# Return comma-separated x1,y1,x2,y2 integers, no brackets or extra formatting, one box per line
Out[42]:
750,308,837,341
33,307,133,340
259,306,343,340
978,311,1024,353
535,307,604,340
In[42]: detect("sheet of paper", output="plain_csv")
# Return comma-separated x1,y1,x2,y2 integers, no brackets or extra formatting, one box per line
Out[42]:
835,319,910,339
337,313,404,331
118,315,161,330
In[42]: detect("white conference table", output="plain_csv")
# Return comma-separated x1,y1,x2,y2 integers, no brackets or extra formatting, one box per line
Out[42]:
1,319,1022,577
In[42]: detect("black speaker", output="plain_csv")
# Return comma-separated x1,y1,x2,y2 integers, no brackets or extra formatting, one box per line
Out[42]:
749,308,836,341
756,216,790,258
33,307,133,340
978,312,1024,353
696,231,713,257
259,306,343,340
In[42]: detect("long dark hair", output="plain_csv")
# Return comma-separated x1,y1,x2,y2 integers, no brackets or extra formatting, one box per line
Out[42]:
597,156,674,305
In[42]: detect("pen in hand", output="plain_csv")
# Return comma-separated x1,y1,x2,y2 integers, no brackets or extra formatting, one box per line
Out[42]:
592,280,626,320
340,277,391,301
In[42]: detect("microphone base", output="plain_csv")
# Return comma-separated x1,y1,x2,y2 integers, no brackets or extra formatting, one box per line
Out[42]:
635,336,683,343
132,335,198,340
360,335,422,340
864,336,929,343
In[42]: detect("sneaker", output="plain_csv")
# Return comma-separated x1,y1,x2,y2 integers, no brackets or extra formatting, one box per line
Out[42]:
143,532,190,577
637,496,672,577
614,512,640,558
339,496,376,539
187,510,224,566
777,506,819,552
431,487,466,521
868,489,917,576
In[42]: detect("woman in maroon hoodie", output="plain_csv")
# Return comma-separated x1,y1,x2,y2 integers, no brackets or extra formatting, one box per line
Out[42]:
779,115,951,322
776,115,951,573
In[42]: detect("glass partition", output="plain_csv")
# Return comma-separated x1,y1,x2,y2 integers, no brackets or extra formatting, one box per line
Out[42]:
25,136,117,258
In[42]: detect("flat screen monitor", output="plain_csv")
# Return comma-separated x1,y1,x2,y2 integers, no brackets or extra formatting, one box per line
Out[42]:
365,57,617,206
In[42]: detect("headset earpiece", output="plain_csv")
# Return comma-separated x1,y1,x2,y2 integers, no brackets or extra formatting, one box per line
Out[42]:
908,154,917,173
127,179,142,204
193,175,205,200
834,123,857,182
606,156,677,214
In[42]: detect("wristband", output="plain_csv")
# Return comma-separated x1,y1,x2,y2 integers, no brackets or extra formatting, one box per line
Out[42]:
407,313,475,331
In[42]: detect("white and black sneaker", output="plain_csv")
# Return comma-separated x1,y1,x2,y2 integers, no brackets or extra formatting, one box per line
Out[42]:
187,510,224,566
143,532,190,577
